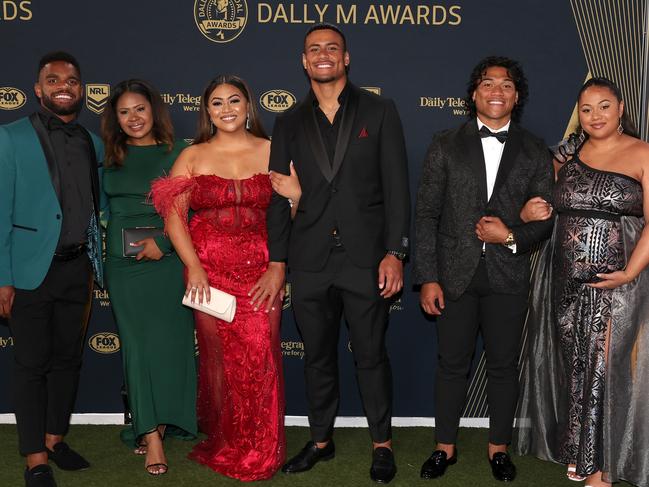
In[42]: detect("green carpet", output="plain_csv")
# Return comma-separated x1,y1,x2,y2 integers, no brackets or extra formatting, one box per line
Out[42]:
0,425,632,486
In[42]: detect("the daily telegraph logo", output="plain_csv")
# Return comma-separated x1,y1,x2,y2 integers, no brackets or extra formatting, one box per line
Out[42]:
281,340,304,359
260,90,296,113
0,87,26,110
86,84,110,114
420,96,468,116
194,0,248,43
88,332,120,354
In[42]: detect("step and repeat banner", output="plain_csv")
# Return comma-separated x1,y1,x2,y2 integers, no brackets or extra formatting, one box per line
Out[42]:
1,1,639,419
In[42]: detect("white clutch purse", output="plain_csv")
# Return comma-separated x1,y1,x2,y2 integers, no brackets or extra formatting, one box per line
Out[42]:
182,286,236,323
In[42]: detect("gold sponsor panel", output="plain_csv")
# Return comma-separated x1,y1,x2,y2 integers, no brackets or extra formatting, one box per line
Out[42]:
88,332,120,354
194,0,248,43
281,340,304,359
0,0,32,21
86,84,110,115
257,3,461,26
0,87,26,110
420,96,467,116
260,89,297,113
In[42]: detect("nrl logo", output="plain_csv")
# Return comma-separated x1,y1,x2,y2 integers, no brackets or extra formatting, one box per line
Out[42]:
86,84,110,114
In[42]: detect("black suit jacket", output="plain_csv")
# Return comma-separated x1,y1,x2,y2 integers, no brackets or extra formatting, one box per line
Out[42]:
267,83,410,271
414,119,554,301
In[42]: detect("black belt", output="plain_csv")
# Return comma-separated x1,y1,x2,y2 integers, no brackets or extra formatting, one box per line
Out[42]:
53,243,86,261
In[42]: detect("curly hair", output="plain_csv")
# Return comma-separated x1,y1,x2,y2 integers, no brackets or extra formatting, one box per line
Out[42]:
464,56,528,123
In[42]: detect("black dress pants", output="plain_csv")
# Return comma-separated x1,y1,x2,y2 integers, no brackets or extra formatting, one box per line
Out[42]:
291,247,392,443
435,258,527,445
9,254,93,455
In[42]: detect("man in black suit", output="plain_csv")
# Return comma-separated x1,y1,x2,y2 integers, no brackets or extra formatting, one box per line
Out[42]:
261,23,410,484
414,56,554,482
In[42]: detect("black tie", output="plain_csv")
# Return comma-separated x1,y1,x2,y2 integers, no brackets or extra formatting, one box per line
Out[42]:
479,125,508,144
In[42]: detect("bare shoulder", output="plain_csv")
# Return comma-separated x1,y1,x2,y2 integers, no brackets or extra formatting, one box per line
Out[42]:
251,136,271,170
170,143,201,176
628,137,649,160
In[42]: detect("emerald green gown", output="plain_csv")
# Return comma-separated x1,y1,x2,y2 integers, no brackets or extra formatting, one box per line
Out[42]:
103,142,197,445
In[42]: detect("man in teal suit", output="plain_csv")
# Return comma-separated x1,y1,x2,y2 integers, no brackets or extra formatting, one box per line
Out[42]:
0,52,104,487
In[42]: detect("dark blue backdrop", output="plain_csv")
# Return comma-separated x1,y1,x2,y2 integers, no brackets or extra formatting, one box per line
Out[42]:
0,0,587,418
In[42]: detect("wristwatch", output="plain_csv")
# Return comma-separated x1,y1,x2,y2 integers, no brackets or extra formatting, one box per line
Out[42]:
386,250,407,261
503,231,516,247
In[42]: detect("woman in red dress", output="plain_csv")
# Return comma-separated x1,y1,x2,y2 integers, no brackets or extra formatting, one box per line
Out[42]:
151,75,285,481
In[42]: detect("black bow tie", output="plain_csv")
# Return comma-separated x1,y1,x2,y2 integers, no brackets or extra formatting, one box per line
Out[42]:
479,125,508,143
48,116,82,137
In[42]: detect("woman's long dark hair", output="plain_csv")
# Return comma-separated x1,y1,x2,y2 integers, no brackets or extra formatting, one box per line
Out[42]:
101,79,174,167
578,76,638,138
194,74,268,144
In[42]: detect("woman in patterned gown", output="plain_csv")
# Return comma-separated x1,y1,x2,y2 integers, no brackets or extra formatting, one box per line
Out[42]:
151,75,285,481
515,78,649,487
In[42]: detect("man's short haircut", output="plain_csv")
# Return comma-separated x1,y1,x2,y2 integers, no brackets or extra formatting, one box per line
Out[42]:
37,51,81,80
303,23,347,52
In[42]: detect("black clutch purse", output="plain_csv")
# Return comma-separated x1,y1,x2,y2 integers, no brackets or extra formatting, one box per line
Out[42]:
122,227,164,257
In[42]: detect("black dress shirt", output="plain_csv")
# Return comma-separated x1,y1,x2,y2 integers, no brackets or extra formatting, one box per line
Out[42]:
312,83,350,166
38,110,93,249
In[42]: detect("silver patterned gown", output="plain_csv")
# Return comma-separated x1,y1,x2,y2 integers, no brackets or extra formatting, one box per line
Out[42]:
552,156,643,476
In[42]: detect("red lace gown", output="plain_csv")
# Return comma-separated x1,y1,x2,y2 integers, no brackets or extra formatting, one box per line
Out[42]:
151,174,285,481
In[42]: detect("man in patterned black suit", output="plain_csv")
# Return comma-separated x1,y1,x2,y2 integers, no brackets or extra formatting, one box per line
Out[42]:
414,56,554,482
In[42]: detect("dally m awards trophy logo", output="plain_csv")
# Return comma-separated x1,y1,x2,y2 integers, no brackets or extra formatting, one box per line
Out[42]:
86,84,110,114
194,0,248,43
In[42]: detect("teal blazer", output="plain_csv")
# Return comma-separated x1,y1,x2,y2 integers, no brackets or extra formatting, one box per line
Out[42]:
0,114,105,290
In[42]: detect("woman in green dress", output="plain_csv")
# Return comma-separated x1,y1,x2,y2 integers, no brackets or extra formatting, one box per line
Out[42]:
101,79,197,476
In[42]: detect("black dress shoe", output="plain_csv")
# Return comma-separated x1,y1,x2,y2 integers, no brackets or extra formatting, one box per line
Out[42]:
489,452,516,482
420,449,457,479
25,464,57,487
281,440,335,473
370,447,396,484
46,442,90,471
